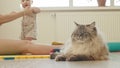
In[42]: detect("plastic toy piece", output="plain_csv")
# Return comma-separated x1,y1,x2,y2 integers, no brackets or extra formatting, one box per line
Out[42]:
50,48,60,59
52,42,64,45
0,55,50,60
108,42,120,52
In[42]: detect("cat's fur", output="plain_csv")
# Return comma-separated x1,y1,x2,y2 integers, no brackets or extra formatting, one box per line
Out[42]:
55,22,109,61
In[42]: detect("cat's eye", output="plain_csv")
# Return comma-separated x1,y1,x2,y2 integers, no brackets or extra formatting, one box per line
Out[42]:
93,27,96,31
86,25,90,27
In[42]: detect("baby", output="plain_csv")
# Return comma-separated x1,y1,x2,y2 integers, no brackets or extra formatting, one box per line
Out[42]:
21,0,40,41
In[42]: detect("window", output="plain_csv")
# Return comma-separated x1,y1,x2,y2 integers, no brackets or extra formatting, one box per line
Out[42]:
73,0,110,7
114,0,120,6
32,0,69,7
32,0,120,7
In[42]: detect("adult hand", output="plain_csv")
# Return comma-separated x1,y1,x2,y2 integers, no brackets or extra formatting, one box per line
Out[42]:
24,6,33,16
32,7,40,14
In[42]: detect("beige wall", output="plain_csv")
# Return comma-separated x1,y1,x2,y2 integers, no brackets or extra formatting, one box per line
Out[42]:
0,0,55,43
55,12,120,42
0,0,120,44
0,0,21,40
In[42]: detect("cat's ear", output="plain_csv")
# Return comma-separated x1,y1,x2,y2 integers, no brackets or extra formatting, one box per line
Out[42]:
90,21,95,27
74,21,79,26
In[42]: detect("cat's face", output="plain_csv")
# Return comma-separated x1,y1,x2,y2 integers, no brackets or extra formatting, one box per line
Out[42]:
71,22,97,43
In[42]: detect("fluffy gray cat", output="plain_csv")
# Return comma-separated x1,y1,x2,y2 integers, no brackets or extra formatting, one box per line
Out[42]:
55,22,109,61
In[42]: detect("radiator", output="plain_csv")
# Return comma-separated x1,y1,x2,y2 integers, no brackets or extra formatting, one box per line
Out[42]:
55,12,120,42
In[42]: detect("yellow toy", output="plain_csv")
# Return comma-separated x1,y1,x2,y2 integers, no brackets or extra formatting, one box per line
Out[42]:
52,41,64,45
0,55,50,60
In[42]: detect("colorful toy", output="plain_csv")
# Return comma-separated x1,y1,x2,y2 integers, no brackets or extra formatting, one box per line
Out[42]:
50,49,60,59
108,42,120,52
0,55,50,60
52,41,64,45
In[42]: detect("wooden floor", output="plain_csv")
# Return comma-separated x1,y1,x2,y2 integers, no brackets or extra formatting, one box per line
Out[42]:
0,53,120,68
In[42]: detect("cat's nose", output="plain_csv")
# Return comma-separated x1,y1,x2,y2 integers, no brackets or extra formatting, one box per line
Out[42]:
80,29,85,34
80,33,84,36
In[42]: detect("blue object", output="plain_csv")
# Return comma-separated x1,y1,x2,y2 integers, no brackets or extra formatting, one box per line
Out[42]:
107,42,120,52
4,57,15,60
53,49,60,52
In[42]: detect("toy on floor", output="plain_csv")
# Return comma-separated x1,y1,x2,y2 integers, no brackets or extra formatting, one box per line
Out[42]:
108,42,120,52
50,49,61,59
52,41,64,45
0,55,50,60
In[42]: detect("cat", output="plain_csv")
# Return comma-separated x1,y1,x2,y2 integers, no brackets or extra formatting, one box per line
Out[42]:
55,21,109,61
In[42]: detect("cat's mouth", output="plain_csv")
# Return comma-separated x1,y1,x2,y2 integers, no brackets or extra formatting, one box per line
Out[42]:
75,40,85,44
72,36,89,42
72,36,92,43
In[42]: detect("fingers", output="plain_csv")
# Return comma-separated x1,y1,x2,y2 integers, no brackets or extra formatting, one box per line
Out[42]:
24,7,40,15
24,7,33,15
32,7,40,14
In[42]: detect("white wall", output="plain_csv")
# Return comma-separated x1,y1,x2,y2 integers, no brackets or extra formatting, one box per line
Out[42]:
0,0,120,44
55,12,120,42
0,0,56,43
0,0,21,40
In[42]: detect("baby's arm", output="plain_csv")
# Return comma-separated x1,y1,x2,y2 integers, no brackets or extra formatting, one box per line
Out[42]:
32,7,40,14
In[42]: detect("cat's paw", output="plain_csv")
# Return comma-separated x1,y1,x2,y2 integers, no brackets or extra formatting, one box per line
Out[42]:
66,55,79,61
99,55,109,60
55,55,66,61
